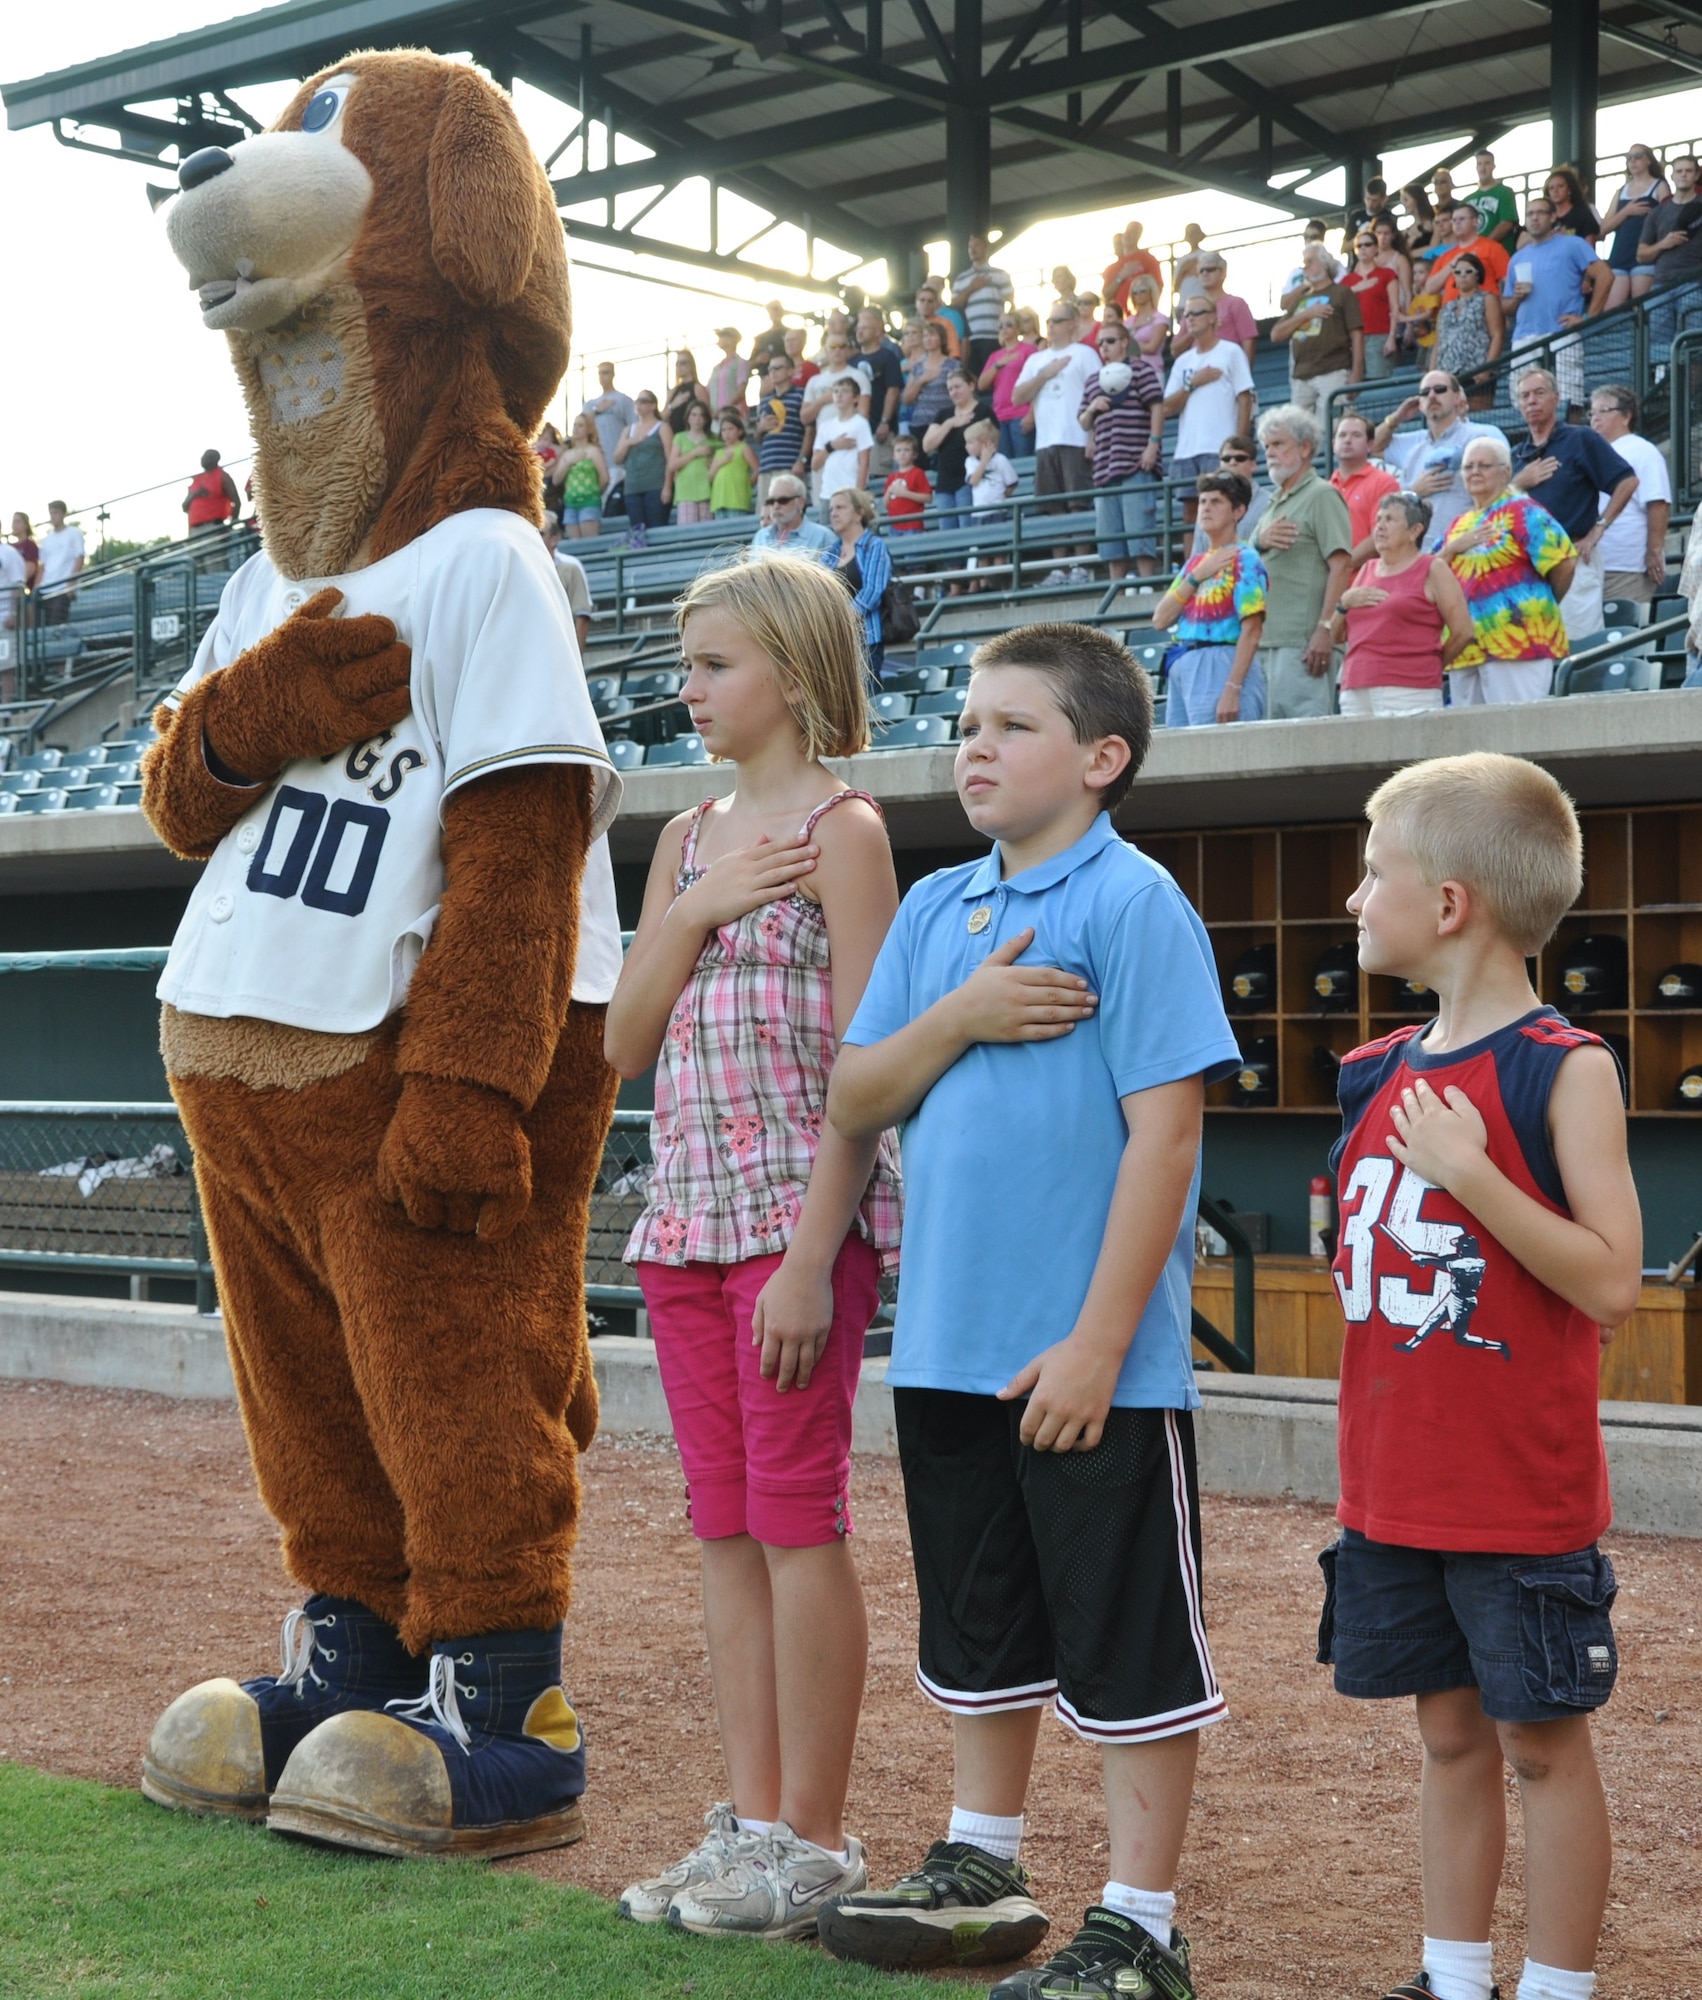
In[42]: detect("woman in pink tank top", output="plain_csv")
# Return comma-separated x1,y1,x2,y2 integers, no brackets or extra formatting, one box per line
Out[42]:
604,554,901,1935
1333,488,1475,716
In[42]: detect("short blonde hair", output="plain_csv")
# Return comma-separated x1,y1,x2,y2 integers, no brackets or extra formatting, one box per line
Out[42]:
965,417,998,446
675,552,871,759
1366,753,1582,951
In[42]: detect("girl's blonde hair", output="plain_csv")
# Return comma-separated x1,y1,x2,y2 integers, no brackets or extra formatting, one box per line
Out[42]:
1366,752,1582,952
676,552,871,759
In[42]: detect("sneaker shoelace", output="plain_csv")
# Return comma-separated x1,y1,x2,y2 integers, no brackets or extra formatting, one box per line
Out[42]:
275,1606,338,1693
385,1651,475,1753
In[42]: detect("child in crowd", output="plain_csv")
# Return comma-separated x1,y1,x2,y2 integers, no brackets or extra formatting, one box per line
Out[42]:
823,623,1241,2000
883,431,934,531
605,555,903,1940
966,417,1018,518
966,417,1019,590
1151,470,1269,726
1324,752,1642,2000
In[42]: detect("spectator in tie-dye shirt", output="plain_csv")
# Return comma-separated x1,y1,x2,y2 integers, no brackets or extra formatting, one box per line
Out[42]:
1443,435,1576,705
1152,469,1269,724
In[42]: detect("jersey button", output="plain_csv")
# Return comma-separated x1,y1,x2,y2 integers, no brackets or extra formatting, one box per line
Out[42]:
210,893,235,922
282,589,305,612
236,824,260,853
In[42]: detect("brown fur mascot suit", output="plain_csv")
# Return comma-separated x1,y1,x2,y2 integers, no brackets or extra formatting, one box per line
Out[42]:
137,50,622,1859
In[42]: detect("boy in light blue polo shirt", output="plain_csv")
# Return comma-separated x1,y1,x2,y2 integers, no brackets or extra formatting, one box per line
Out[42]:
821,623,1240,2000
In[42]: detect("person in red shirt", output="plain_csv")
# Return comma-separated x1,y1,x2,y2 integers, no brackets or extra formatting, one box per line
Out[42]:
1346,228,1403,377
1102,219,1164,314
1329,412,1400,564
183,450,241,534
1322,752,1641,2000
881,431,932,531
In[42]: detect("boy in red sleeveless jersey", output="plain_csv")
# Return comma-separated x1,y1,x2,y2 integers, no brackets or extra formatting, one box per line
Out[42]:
1321,752,1642,2000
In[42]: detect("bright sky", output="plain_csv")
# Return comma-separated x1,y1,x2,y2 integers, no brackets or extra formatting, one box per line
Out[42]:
7,1,1702,546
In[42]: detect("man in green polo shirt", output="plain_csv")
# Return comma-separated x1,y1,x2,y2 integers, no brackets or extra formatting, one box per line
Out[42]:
1465,148,1520,249
1249,403,1353,719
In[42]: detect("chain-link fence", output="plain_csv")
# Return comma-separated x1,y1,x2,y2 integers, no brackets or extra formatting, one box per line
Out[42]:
0,1102,212,1308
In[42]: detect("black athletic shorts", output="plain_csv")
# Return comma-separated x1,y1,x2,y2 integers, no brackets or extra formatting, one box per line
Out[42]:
893,1388,1227,1742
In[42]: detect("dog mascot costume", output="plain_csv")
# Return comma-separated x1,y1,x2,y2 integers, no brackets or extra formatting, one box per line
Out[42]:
137,50,623,1859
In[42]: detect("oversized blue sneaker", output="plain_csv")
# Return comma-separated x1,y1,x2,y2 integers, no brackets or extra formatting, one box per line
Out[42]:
265,1623,587,1858
142,1595,422,1822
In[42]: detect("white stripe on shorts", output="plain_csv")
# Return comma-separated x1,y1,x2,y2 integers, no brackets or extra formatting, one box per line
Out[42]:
1053,1686,1229,1743
915,1663,1058,1715
1166,1409,1221,1704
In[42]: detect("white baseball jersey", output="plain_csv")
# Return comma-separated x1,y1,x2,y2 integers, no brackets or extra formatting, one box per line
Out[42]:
158,508,624,1035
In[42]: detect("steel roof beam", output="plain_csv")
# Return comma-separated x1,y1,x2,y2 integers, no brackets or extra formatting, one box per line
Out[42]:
980,0,1437,107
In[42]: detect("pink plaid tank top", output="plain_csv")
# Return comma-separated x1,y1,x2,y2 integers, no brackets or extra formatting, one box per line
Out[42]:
625,790,904,1270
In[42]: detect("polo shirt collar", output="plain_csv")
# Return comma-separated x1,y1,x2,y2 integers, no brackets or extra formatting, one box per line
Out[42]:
960,812,1120,899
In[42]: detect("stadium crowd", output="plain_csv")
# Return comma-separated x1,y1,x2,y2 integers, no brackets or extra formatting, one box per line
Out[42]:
6,146,1697,719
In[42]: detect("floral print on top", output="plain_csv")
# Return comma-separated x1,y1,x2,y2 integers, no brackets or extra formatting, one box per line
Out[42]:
625,790,904,1271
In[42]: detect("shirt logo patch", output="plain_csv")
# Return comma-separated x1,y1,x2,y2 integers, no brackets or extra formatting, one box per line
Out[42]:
967,906,992,933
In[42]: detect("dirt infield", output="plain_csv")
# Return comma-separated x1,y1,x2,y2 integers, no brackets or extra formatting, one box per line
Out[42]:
2,1375,1698,1998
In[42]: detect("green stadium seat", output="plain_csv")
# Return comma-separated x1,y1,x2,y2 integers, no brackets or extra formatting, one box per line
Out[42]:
587,674,623,705
625,669,686,700
871,692,913,722
605,738,645,771
62,784,120,810
1600,598,1649,628
60,745,110,771
1554,651,1653,696
644,735,710,766
113,782,143,807
12,788,68,812
17,749,62,773
915,641,975,671
882,665,950,694
0,770,42,795
913,688,967,716
870,715,955,751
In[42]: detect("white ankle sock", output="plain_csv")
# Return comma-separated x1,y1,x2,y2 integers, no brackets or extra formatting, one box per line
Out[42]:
1101,1881,1175,1947
736,1815,774,1837
799,1834,853,1867
948,1807,1024,1863
1516,1960,1596,2000
1422,1936,1495,2000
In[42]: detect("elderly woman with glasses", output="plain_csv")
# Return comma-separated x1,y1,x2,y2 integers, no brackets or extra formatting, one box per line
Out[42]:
1330,490,1474,714
1441,435,1577,704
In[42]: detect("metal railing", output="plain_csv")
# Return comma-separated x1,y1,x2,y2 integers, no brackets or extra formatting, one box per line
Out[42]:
1670,328,1702,509
1322,276,1702,461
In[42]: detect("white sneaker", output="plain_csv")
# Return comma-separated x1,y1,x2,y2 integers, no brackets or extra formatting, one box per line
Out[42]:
1041,567,1068,587
618,1801,750,1923
1067,565,1093,584
668,1820,868,1940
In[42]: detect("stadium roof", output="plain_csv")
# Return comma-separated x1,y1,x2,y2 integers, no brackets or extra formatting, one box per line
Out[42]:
8,0,1702,293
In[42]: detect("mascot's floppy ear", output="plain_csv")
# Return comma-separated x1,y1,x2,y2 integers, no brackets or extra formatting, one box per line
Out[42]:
427,68,545,308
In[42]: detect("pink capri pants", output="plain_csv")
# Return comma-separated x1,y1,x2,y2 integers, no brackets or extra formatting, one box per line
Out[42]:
637,1232,880,1546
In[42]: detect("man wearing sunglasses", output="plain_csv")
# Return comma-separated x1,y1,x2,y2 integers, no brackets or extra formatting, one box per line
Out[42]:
1370,373,1509,550
1159,301,1256,520
1012,301,1103,575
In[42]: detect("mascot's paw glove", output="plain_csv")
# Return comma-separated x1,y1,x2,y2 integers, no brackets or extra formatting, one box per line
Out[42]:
377,1075,532,1239
201,586,414,783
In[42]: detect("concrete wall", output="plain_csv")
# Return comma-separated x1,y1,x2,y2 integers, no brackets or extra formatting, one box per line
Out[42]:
4,1300,1697,1538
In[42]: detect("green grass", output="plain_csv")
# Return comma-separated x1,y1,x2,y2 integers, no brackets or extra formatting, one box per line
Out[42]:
0,1762,941,1999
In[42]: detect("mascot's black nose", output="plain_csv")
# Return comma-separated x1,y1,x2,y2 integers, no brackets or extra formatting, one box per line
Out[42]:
178,147,235,192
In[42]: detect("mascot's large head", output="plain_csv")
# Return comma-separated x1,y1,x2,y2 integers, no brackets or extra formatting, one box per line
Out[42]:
165,50,569,580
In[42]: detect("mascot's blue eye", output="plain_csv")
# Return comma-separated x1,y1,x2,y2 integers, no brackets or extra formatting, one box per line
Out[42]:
301,88,344,133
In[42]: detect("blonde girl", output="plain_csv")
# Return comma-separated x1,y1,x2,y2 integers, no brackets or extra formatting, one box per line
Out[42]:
605,553,901,1942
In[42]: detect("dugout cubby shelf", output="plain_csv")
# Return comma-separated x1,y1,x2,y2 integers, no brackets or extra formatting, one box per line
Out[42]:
1138,809,1702,1118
